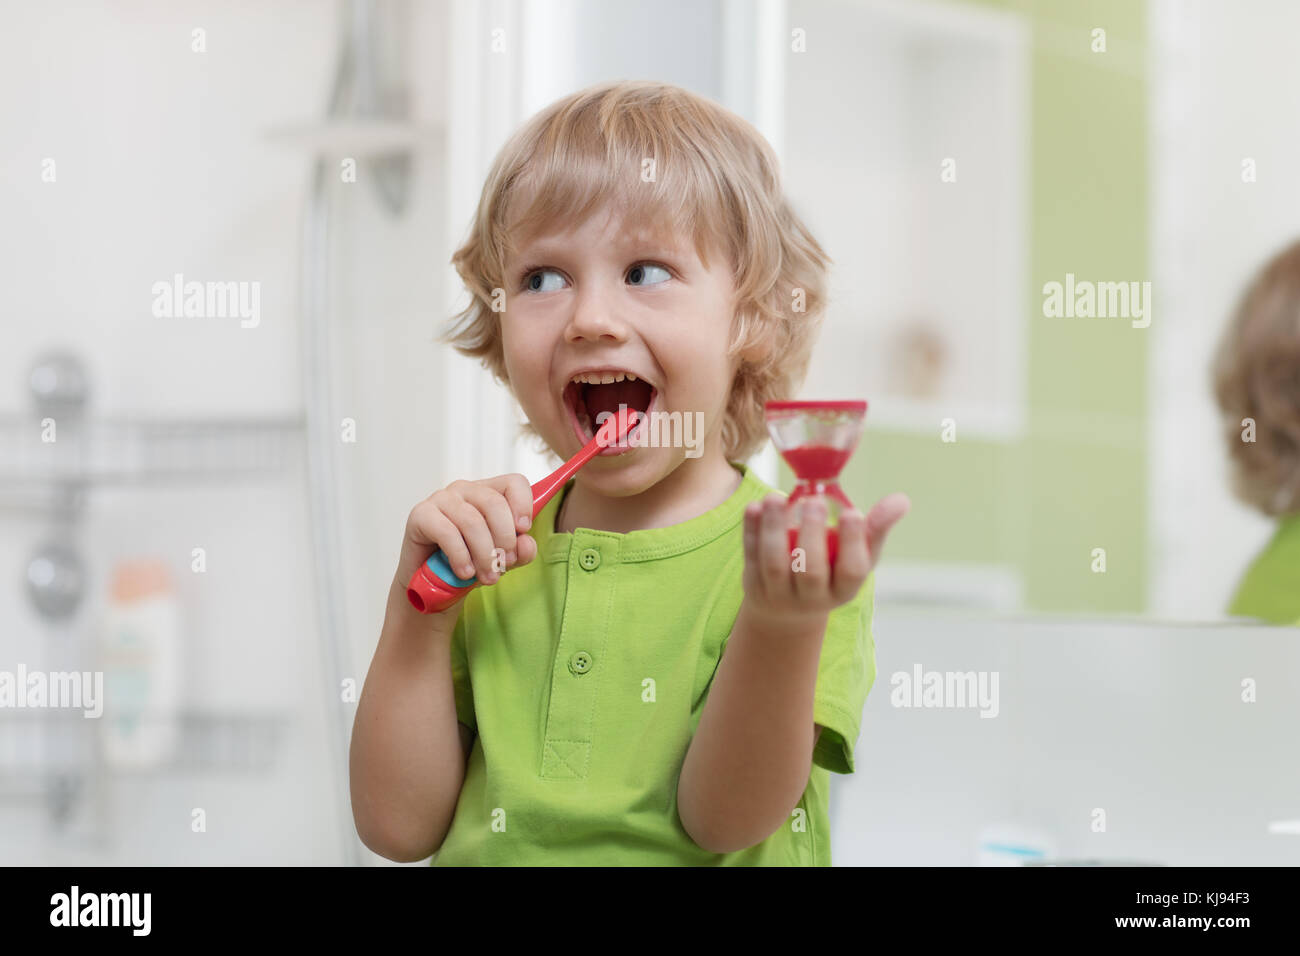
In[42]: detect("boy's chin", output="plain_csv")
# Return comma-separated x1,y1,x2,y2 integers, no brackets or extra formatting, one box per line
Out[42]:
574,446,678,488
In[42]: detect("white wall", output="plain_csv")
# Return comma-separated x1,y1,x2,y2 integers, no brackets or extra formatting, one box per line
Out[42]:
0,0,450,864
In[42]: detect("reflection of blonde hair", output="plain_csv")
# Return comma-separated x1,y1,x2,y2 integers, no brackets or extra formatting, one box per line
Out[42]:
440,79,832,462
1212,238,1300,515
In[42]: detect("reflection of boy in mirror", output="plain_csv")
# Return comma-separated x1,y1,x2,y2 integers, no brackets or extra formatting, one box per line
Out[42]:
1212,239,1300,625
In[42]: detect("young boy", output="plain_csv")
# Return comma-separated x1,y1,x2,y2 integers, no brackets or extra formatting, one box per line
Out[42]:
349,80,910,865
1213,237,1300,625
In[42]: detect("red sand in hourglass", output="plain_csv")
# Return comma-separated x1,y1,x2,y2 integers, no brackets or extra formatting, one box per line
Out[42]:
780,446,853,482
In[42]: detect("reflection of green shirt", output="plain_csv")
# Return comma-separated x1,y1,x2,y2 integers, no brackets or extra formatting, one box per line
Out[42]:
431,461,877,866
1227,513,1300,626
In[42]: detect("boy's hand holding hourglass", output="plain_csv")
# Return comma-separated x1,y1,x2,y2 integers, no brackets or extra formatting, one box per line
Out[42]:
742,490,909,624
741,401,910,626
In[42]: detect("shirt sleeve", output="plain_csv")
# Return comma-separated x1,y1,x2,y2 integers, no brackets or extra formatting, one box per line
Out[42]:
449,609,476,734
812,571,877,775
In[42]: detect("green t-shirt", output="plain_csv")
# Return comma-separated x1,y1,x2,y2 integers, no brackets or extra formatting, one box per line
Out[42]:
430,461,876,865
1227,512,1300,626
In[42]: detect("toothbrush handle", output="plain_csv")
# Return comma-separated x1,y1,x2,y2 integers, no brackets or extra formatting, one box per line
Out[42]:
405,408,635,614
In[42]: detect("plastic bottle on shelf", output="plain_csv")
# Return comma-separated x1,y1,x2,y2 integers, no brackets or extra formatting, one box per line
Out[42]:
99,559,181,769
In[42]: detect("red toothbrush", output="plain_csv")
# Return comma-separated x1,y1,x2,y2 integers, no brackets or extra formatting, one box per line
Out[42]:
406,407,640,613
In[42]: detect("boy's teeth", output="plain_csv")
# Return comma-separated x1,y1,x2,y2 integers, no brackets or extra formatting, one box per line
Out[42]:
570,370,639,384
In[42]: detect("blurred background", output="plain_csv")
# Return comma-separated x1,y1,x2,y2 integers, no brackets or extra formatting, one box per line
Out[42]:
1,0,1297,865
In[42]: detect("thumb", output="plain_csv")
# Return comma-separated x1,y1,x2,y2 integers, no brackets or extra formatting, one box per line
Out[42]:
865,493,910,558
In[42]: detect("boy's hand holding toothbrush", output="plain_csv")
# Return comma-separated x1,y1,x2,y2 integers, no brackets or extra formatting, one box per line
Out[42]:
397,474,539,617
402,408,639,616
741,491,910,627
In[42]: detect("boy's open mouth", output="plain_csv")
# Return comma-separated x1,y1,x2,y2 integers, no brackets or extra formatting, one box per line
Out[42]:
562,369,656,448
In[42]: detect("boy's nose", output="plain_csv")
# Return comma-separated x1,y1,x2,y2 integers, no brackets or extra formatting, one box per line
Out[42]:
565,296,629,343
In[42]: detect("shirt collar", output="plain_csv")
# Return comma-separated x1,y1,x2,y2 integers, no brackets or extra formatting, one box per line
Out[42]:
535,462,773,562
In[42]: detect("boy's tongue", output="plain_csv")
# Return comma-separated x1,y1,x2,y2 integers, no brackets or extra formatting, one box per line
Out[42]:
583,379,651,420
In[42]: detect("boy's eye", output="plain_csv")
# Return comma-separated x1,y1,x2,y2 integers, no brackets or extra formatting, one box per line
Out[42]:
520,263,671,292
627,263,671,286
525,269,565,293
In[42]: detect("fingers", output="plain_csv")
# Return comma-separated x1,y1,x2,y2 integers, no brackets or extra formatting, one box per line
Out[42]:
514,532,538,567
484,473,535,533
741,490,905,613
406,474,540,588
438,483,500,581
459,484,523,582
759,495,791,599
793,495,829,599
865,492,911,564
746,494,831,605
831,509,869,603
406,503,473,581
465,474,536,583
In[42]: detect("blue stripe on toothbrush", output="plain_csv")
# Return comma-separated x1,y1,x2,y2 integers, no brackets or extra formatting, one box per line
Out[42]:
426,549,478,587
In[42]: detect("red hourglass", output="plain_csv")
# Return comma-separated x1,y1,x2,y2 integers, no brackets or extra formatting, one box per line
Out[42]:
764,400,868,568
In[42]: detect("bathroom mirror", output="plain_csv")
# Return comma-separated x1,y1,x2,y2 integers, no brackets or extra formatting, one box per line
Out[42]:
768,0,1300,626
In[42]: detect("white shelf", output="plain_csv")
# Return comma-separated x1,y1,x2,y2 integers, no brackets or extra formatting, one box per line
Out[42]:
0,416,304,486
0,711,291,787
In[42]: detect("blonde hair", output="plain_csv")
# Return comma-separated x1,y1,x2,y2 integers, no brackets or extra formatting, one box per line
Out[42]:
1212,237,1300,515
439,79,832,462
